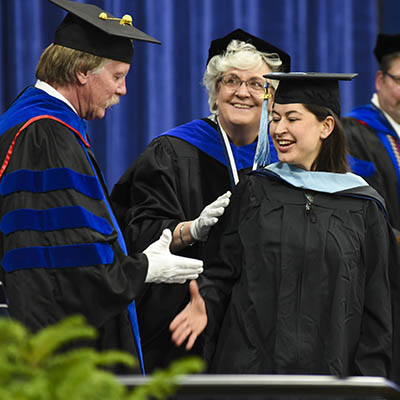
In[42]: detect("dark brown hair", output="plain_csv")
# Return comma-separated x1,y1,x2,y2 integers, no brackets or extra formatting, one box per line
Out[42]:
305,104,349,173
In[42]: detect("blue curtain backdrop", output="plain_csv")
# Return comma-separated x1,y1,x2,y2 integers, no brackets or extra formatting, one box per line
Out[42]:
0,0,380,191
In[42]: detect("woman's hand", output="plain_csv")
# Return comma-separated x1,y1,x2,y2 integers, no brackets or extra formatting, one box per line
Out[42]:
169,280,207,350
190,191,232,241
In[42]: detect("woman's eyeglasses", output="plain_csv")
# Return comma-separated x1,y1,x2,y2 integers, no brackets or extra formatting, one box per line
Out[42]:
219,74,266,93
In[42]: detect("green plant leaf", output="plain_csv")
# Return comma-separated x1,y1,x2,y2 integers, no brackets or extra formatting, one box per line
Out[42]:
0,316,203,400
27,315,97,366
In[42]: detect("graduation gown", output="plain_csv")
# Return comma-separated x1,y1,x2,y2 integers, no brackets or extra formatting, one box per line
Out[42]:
343,104,400,232
0,87,148,372
110,118,271,372
200,163,399,379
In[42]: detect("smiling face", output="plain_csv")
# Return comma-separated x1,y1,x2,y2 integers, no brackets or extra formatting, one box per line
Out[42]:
216,64,272,144
270,103,333,170
78,60,130,120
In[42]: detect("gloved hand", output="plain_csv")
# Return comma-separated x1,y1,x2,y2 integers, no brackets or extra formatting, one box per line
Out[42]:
143,229,203,283
190,191,231,241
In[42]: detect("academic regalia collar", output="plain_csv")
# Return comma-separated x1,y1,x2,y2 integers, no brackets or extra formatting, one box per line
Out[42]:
35,79,78,115
158,118,257,171
263,162,369,193
0,86,87,139
345,103,395,138
371,93,400,139
258,162,389,216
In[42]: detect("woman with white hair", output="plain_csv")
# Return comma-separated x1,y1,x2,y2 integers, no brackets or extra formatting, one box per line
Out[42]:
110,29,290,372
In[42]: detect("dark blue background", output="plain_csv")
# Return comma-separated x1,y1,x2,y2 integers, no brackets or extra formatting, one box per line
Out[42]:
1,0,398,190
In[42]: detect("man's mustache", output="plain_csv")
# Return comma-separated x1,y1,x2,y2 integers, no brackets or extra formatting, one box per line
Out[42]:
106,96,120,108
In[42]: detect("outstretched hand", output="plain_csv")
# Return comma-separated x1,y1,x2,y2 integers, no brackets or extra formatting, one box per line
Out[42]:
143,229,203,283
169,280,207,350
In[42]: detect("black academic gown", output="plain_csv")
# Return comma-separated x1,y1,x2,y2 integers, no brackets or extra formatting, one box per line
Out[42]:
343,104,400,232
0,87,148,372
200,167,399,379
111,118,257,372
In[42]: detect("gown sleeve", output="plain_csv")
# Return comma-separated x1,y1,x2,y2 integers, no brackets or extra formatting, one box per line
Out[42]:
342,117,382,178
0,118,148,329
385,218,400,383
111,136,207,369
200,178,253,362
343,116,400,233
111,137,192,253
354,199,399,378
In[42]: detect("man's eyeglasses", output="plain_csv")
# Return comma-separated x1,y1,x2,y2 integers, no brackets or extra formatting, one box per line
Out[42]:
385,71,400,85
219,74,266,93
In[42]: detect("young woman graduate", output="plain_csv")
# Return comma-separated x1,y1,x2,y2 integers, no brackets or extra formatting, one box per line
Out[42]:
170,72,400,380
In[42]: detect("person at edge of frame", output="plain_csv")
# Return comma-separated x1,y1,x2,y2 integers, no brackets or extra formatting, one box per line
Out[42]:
343,33,400,240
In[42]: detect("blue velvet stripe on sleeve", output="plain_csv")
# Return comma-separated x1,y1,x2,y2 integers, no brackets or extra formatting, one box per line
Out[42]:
0,206,113,235
346,155,377,179
0,168,103,199
2,243,114,272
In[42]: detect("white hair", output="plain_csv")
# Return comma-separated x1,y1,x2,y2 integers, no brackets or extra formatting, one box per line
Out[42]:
203,40,283,114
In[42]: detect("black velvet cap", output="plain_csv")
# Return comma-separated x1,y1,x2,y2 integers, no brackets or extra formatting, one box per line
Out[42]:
374,33,400,63
264,72,358,116
206,28,290,72
49,0,160,64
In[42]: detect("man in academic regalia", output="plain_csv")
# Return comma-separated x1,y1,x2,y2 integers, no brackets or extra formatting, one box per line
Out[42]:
0,0,203,374
343,33,400,235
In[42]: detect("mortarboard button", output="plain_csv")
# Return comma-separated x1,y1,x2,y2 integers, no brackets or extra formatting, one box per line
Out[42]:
49,0,160,64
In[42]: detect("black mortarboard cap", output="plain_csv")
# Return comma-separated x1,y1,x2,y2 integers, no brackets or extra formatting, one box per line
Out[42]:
263,72,358,117
374,33,400,63
49,0,160,64
206,28,291,72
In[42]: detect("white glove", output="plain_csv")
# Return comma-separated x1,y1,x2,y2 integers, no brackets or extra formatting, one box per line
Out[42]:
190,191,231,241
143,229,203,283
